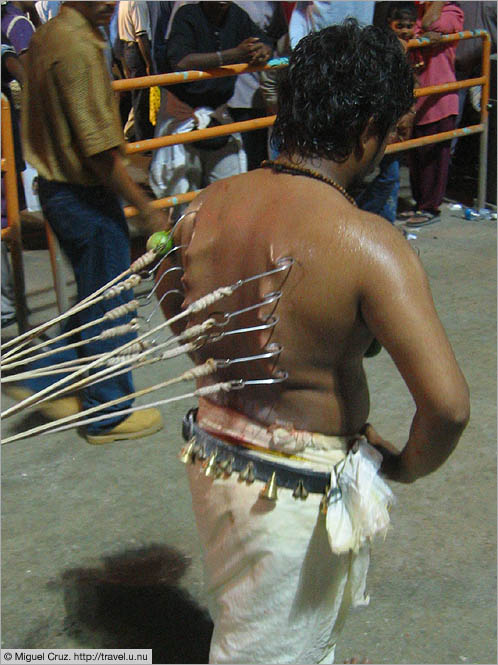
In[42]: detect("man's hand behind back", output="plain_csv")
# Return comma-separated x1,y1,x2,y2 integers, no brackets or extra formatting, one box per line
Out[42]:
360,423,414,484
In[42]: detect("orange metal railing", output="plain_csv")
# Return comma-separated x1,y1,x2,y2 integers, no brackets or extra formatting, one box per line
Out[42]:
1,32,492,301
115,29,491,216
1,93,28,332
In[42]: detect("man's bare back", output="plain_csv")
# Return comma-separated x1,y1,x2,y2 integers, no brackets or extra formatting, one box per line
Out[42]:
154,22,471,664
159,166,430,438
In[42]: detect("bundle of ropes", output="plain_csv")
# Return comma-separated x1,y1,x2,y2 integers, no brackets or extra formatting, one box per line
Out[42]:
1,220,293,445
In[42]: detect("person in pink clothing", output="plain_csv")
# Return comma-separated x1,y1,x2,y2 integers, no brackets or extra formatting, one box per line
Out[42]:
405,1,464,227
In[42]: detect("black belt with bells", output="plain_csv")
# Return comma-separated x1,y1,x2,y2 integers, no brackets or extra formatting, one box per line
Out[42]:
181,409,340,502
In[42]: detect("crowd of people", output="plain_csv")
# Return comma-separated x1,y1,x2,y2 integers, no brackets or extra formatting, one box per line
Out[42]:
3,2,496,321
2,1,497,314
0,2,495,662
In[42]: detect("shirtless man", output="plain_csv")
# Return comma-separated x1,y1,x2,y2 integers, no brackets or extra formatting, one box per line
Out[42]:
157,20,470,665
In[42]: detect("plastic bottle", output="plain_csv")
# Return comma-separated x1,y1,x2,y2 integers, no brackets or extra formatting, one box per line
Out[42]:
448,204,496,221
464,207,481,221
477,208,493,220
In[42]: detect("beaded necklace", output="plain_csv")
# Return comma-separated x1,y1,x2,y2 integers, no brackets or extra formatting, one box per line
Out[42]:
261,160,357,207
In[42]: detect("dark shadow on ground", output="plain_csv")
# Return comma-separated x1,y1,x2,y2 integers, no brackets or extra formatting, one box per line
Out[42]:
55,544,213,664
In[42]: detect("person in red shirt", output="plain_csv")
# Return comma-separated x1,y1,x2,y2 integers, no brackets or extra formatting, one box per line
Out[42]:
404,1,464,227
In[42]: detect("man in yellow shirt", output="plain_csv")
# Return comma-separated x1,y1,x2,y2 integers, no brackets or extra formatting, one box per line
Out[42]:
21,1,168,443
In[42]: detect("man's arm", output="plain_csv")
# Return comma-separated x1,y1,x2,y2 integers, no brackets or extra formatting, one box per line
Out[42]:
86,148,169,235
136,32,153,75
359,222,470,483
168,5,271,72
131,1,153,74
2,46,24,86
420,1,464,38
175,37,271,71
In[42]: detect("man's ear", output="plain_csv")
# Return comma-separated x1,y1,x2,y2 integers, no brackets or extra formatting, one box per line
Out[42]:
359,117,378,150
353,117,377,160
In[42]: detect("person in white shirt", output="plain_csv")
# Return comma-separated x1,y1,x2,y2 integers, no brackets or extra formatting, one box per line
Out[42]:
118,0,154,140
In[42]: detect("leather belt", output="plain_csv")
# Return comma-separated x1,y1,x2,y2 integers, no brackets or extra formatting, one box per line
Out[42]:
182,408,336,496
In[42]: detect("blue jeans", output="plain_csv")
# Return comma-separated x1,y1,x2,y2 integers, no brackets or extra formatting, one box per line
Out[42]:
34,178,135,433
357,155,400,223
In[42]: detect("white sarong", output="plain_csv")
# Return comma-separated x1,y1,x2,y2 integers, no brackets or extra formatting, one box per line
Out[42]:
186,404,394,664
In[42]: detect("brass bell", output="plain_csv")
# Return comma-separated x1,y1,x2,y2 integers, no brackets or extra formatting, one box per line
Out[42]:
196,445,207,462
239,461,255,483
293,480,309,500
260,472,278,501
179,438,196,464
218,456,234,477
204,452,218,477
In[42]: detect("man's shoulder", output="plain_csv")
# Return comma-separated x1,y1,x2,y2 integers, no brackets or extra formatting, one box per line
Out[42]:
39,20,100,63
169,3,201,33
348,207,410,255
30,12,81,50
174,3,201,19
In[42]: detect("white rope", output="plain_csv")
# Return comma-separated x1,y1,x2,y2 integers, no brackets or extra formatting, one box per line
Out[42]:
103,300,141,320
2,365,90,382
2,377,232,445
115,341,150,355
64,320,216,392
2,283,236,418
0,246,159,358
1,299,140,367
99,320,140,339
58,340,197,392
1,274,133,356
2,324,202,409
188,286,236,312
2,320,140,371
1,353,105,383
130,249,157,273
195,382,233,397
178,318,216,340
1,340,150,383
103,274,142,299
105,341,196,367
0,319,210,388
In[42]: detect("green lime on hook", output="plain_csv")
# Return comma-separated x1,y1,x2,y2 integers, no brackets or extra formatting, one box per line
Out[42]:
147,230,173,255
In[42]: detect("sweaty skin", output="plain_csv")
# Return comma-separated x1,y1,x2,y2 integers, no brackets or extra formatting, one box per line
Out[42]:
157,160,469,483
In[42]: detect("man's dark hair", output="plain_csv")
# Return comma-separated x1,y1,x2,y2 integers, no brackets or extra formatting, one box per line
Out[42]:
272,19,414,163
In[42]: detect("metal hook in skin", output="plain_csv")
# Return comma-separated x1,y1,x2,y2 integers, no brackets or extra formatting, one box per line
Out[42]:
135,245,187,283
215,343,283,369
145,287,184,324
210,291,282,329
170,208,200,236
144,265,184,302
135,266,183,305
229,369,288,390
232,257,295,290
207,315,279,343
